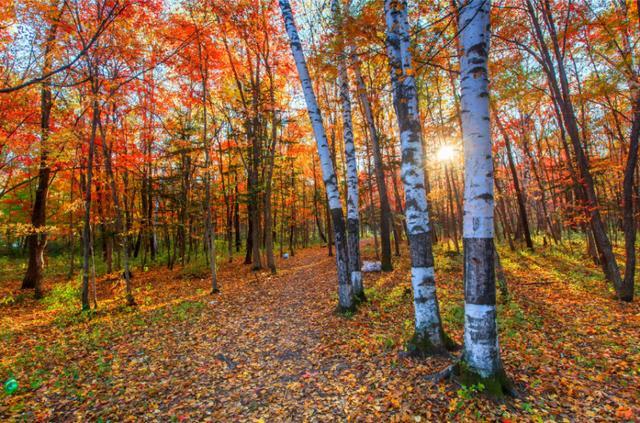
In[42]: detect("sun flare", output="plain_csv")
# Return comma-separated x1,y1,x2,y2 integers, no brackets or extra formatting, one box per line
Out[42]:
436,144,457,162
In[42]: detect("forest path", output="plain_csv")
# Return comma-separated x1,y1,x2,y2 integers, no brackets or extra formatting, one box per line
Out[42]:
79,246,451,421
0,245,449,421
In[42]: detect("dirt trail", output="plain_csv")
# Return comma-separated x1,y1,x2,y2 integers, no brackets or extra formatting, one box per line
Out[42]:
72,247,447,421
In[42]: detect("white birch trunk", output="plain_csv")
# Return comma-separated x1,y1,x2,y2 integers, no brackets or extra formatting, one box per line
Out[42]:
384,0,446,352
332,0,362,298
459,0,504,380
279,0,353,310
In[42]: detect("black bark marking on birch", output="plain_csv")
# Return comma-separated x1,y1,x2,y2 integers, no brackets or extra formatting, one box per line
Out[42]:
467,42,487,57
465,310,498,342
414,294,435,304
330,207,353,311
347,218,361,269
470,66,486,77
408,232,435,268
463,238,496,305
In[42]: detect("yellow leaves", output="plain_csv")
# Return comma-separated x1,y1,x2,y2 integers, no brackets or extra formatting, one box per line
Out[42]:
285,381,302,391
0,222,63,237
387,395,402,409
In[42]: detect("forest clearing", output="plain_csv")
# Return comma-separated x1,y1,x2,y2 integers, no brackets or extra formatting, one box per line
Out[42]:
1,0,640,420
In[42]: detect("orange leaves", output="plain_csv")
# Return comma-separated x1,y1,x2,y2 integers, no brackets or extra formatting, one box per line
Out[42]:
616,406,635,420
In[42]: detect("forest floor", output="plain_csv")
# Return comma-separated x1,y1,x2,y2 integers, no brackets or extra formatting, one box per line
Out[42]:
0,240,639,421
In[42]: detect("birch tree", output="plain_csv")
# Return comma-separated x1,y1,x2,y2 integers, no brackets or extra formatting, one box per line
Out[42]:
384,0,449,354
279,0,353,311
458,0,511,395
331,0,363,300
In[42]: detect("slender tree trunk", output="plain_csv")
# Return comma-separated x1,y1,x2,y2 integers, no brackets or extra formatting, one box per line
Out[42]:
622,96,639,301
279,0,353,310
385,0,448,353
264,75,279,274
82,96,99,311
312,160,327,244
234,174,241,253
99,112,135,306
352,51,392,271
333,0,363,298
444,163,460,253
200,70,218,293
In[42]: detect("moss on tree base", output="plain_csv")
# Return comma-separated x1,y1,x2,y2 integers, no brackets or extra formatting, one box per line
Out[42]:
405,332,451,357
335,304,357,316
443,332,459,351
126,295,137,307
353,291,367,304
454,361,514,398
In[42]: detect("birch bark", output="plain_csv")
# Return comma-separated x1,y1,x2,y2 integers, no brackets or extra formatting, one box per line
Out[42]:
279,0,353,310
384,0,447,353
459,0,509,392
332,0,363,299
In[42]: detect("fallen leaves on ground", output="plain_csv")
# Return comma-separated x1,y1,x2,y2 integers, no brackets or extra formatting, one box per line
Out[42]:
0,242,639,421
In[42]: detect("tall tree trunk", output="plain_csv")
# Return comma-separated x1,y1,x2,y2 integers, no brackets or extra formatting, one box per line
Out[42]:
264,72,279,274
620,1,639,302
622,96,639,301
279,0,353,311
444,163,460,253
82,95,99,311
234,173,241,253
99,112,135,306
22,3,61,298
312,160,327,243
200,70,218,293
458,0,510,393
385,0,448,353
333,0,363,298
352,51,393,272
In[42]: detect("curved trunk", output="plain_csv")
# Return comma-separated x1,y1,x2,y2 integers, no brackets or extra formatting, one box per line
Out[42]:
279,0,353,310
526,0,623,295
